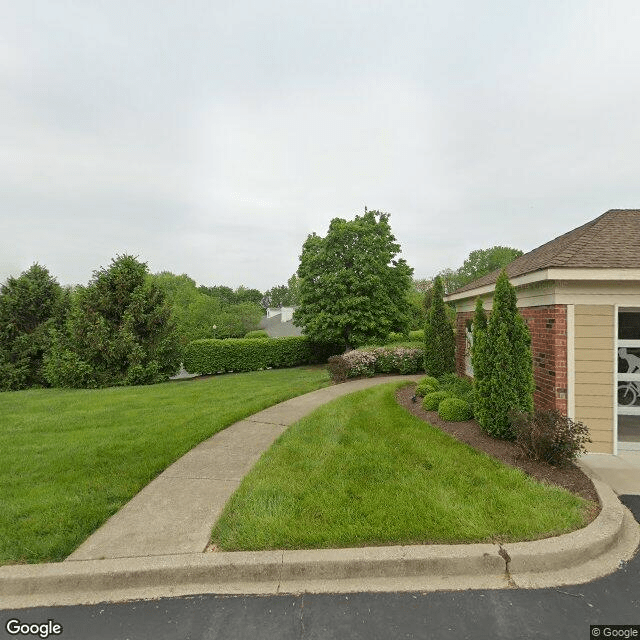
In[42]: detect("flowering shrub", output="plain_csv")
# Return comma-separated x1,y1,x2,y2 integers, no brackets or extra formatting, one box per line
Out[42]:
327,347,424,382
346,349,379,377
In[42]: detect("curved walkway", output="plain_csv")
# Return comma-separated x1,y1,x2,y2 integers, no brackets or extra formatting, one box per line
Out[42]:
66,375,424,561
1,374,638,610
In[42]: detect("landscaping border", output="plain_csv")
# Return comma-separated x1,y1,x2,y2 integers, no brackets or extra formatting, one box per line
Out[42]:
1,477,637,609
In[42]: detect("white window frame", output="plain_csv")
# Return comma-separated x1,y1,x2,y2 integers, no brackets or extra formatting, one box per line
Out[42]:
616,306,640,452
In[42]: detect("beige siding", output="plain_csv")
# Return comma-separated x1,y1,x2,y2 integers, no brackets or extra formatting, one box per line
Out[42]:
575,314,612,326
587,440,615,454
576,372,614,385
575,324,614,338
575,348,611,361
574,394,613,408
575,359,613,373
574,305,614,454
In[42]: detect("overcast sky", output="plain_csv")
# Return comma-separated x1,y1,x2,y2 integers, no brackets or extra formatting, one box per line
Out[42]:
2,1,640,291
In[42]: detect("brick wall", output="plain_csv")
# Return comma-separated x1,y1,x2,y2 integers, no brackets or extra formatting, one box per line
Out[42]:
520,305,568,413
454,304,568,413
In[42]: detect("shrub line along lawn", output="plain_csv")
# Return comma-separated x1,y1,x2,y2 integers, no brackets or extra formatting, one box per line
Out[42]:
212,382,591,552
0,367,331,565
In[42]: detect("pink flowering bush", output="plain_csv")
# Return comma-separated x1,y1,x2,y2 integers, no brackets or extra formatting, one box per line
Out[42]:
327,347,424,382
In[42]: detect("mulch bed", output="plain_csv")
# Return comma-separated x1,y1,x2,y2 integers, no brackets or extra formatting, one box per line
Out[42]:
396,385,600,516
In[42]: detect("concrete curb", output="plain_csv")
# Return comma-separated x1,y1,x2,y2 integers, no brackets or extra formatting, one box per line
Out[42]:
1,478,637,609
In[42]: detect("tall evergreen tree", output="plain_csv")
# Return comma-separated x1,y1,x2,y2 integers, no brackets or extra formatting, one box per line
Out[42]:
0,264,67,390
423,275,455,377
475,270,534,439
44,255,181,388
470,297,487,378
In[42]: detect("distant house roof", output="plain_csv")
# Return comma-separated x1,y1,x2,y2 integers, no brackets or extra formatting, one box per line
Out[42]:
259,308,303,337
448,209,640,298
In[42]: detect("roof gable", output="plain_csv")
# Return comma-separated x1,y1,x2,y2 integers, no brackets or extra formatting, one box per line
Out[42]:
450,209,640,296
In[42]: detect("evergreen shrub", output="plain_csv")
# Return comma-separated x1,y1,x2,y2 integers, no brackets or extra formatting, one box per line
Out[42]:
474,271,534,440
415,376,439,397
43,255,180,389
438,397,473,422
423,276,455,377
422,391,449,411
244,330,269,339
183,336,322,374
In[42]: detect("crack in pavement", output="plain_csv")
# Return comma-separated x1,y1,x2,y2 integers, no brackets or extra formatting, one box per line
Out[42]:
299,592,306,640
498,545,518,588
276,550,284,595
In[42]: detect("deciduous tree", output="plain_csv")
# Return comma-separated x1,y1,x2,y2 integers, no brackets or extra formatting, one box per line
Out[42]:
294,210,413,350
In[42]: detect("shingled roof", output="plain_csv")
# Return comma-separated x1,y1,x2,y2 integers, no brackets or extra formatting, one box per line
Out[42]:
449,209,640,297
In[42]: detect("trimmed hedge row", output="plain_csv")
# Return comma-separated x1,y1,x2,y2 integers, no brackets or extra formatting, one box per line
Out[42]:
244,330,269,339
183,337,339,374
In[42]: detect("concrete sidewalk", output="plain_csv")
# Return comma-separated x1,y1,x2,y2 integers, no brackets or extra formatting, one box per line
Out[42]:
2,374,639,610
578,451,640,495
66,375,424,562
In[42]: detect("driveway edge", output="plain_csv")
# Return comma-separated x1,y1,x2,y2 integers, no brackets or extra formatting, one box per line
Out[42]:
1,478,637,609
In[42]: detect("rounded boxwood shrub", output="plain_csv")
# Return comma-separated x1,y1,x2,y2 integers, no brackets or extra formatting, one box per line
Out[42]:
415,376,439,397
422,391,449,411
438,397,473,422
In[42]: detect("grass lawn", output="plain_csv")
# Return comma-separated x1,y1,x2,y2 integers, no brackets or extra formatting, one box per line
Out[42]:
212,383,592,551
0,366,330,565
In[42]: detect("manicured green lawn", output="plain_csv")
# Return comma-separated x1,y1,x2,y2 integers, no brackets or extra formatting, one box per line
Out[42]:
0,367,330,565
212,383,592,551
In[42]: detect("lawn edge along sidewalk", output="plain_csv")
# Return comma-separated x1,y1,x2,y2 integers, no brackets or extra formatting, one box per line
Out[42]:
1,378,638,609
1,480,637,609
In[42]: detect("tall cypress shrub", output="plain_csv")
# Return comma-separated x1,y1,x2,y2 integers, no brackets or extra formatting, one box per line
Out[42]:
423,275,455,377
470,297,488,400
475,270,534,439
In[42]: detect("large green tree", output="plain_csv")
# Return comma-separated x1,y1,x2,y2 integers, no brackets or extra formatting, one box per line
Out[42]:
435,246,523,294
423,275,455,377
263,274,301,308
199,284,263,307
474,270,534,439
45,255,181,388
294,210,413,350
153,273,264,343
0,264,67,390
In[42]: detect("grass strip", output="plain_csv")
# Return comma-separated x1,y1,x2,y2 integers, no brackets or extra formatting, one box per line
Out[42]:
213,383,592,551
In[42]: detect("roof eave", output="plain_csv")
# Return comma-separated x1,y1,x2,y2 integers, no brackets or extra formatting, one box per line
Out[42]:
444,268,640,302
